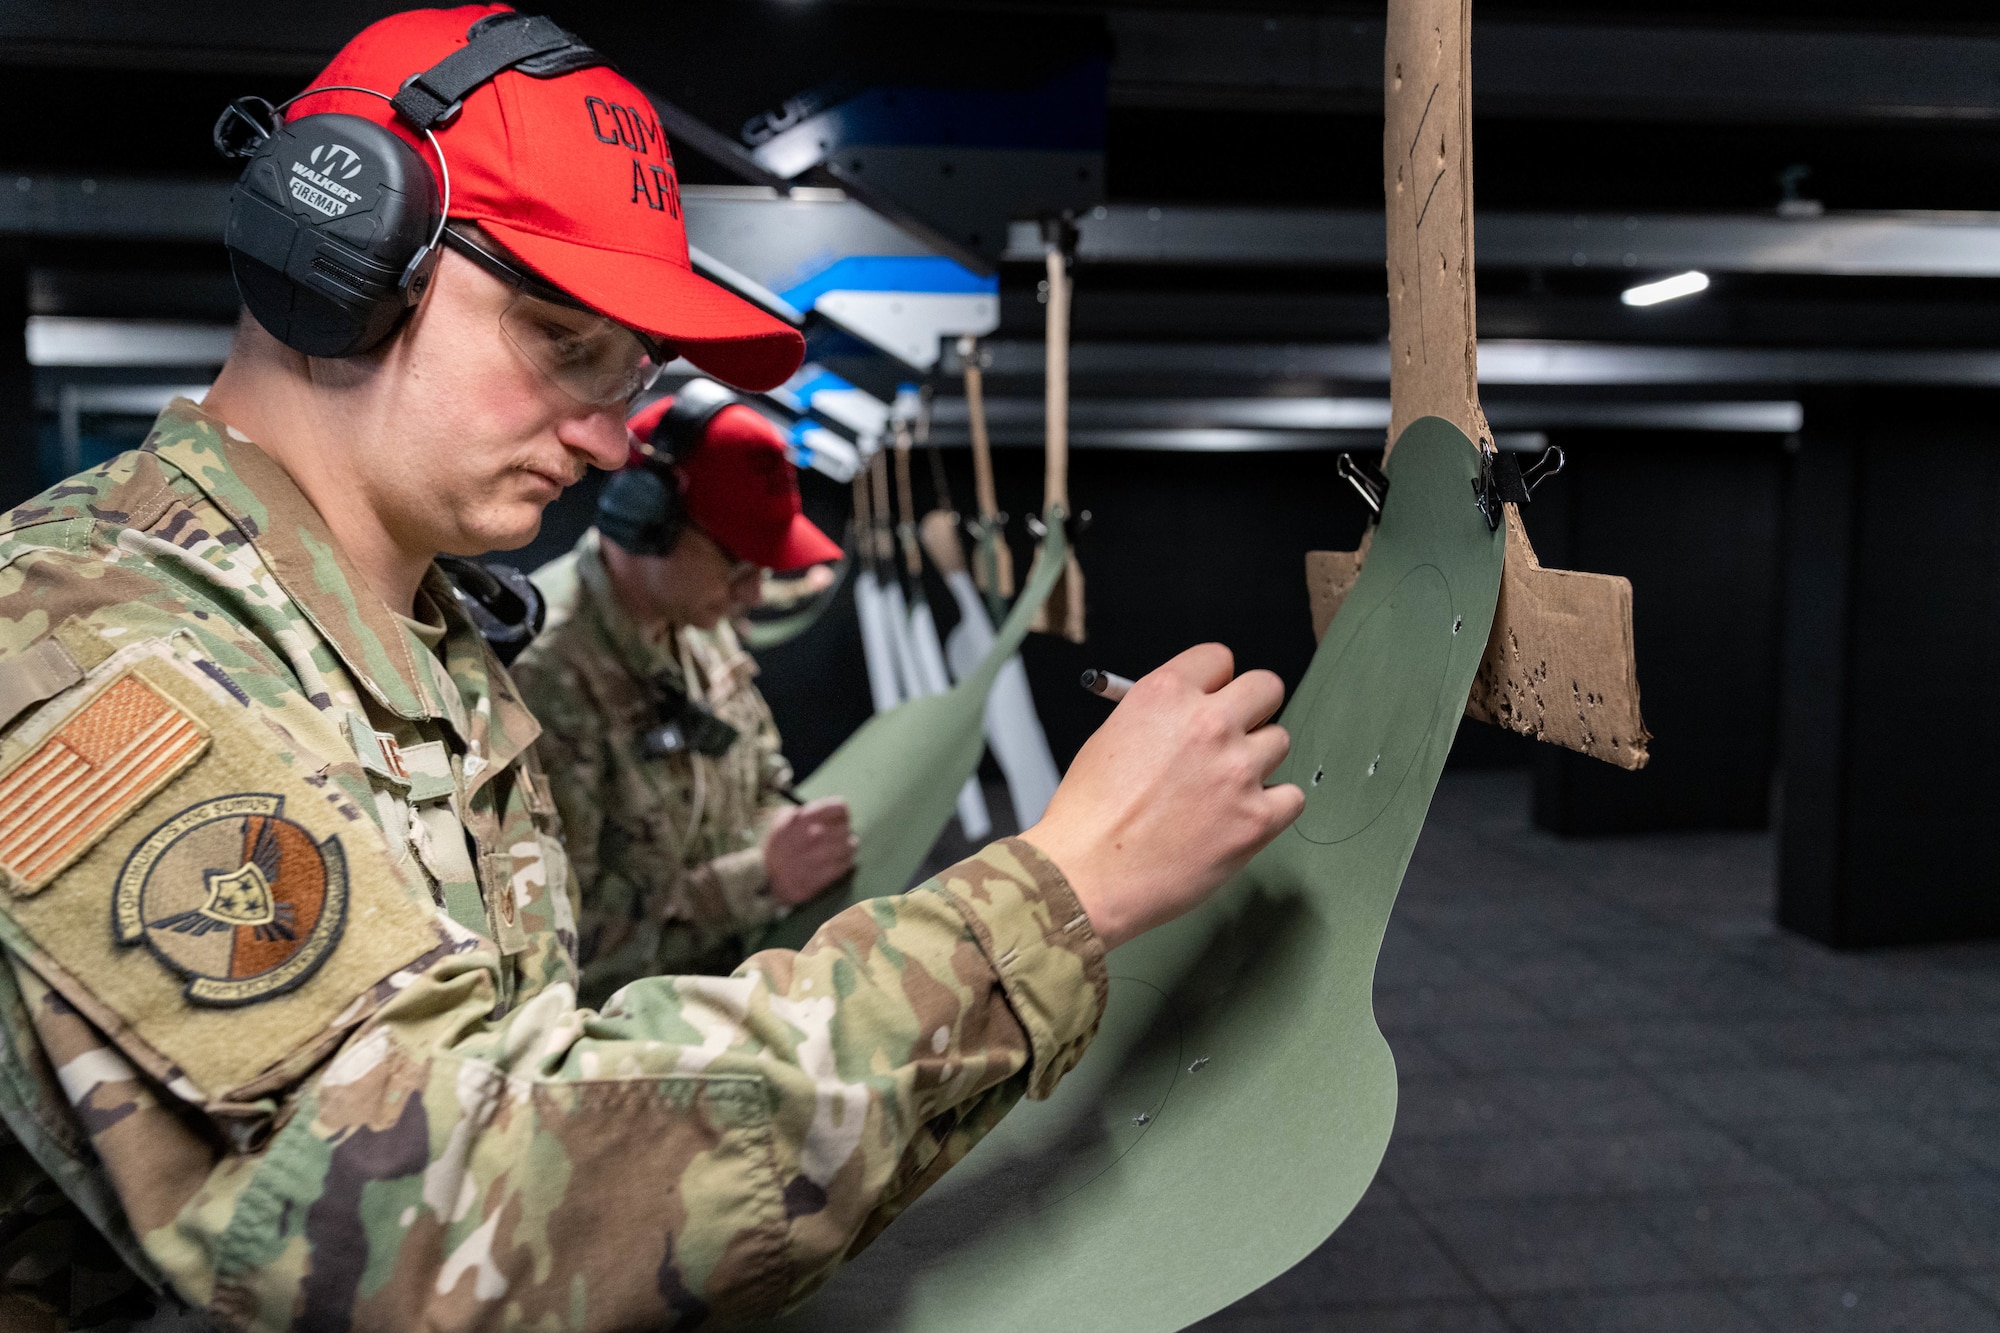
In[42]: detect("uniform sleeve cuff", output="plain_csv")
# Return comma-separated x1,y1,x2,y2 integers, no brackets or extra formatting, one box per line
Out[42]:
705,846,779,928
928,837,1109,1099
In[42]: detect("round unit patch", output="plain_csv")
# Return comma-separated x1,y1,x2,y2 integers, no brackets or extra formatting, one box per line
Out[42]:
114,793,349,1007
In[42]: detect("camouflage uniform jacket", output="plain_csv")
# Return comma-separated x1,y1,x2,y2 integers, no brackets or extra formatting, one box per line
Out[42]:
514,530,791,1003
0,398,1108,1330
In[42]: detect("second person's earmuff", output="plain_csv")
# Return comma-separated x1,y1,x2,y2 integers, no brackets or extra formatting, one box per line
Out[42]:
597,378,741,557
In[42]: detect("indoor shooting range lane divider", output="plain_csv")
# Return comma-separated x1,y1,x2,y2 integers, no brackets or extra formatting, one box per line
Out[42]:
895,419,992,841
767,417,1504,1333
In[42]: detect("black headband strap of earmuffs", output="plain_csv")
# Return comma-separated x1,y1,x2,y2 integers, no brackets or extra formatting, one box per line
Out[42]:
392,13,606,131
214,15,597,272
649,377,740,467
222,14,604,158
602,379,741,558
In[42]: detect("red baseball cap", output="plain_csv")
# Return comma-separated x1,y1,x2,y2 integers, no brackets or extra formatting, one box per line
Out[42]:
627,397,842,571
294,5,804,392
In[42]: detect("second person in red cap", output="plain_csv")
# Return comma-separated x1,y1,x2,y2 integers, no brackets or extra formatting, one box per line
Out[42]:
511,380,852,1003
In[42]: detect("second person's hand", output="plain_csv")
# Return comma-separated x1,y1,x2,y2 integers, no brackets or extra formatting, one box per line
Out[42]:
765,796,857,906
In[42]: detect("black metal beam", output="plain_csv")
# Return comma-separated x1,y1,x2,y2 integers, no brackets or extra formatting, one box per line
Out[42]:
948,339,2000,388
1109,12,2000,124
1003,205,2000,277
9,6,2000,128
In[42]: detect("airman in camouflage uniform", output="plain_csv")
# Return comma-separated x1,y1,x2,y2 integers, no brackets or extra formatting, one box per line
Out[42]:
0,398,1107,1327
0,7,1303,1329
515,389,851,1003
516,533,791,995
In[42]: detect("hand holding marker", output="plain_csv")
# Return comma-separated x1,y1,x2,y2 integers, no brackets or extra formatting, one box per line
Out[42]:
1080,668,1135,703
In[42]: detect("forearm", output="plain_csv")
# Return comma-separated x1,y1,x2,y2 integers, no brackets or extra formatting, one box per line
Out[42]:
754,702,794,805
682,842,780,930
30,840,1104,1330
728,839,1107,1304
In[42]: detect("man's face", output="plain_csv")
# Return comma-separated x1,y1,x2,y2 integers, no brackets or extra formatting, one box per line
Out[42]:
344,245,635,556
608,523,764,631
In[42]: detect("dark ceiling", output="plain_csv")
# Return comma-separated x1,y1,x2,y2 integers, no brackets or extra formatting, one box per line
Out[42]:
9,1,2000,200
9,0,2000,349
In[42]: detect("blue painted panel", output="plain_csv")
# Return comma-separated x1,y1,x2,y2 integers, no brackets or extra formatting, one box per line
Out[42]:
781,256,999,310
790,368,858,403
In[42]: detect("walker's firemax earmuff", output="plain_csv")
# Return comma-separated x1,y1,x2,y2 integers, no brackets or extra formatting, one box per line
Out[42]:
213,12,605,357
596,377,740,556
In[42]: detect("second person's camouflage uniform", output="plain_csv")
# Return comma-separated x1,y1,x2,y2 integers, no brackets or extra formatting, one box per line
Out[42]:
515,529,794,1001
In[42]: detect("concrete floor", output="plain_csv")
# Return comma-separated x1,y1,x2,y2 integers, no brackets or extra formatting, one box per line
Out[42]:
1194,770,2000,1333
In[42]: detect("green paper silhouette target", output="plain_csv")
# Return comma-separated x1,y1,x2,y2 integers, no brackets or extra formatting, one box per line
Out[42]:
771,417,1505,1332
763,0,1533,1318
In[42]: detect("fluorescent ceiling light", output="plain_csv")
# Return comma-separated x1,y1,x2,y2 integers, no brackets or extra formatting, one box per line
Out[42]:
1621,270,1710,307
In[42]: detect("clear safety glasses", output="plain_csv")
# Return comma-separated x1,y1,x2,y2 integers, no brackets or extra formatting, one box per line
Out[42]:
441,227,670,409
685,522,763,582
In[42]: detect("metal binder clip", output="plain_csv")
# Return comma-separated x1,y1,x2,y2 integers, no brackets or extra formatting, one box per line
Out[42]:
1025,510,1091,540
1473,454,1506,530
1473,444,1566,530
1521,444,1566,494
1336,453,1389,517
964,511,1008,542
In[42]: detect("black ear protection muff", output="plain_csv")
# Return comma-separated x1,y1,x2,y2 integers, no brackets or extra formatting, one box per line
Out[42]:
597,378,740,556
214,12,604,359
216,103,446,358
434,556,545,666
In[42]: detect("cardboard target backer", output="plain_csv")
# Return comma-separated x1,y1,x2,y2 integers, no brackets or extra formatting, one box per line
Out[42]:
1308,0,1649,770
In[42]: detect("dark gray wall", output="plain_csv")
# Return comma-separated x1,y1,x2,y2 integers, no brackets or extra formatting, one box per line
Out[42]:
1779,389,2000,947
0,248,32,512
1529,433,1790,835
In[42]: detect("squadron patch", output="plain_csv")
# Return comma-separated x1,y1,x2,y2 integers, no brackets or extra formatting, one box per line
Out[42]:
0,672,210,895
114,794,349,1006
0,652,443,1098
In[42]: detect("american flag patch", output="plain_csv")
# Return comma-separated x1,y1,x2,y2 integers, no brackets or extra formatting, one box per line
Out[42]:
0,671,210,895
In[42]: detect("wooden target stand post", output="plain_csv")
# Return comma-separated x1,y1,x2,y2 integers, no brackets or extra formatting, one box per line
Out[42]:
1306,0,1651,770
1029,220,1088,644
956,335,1015,627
